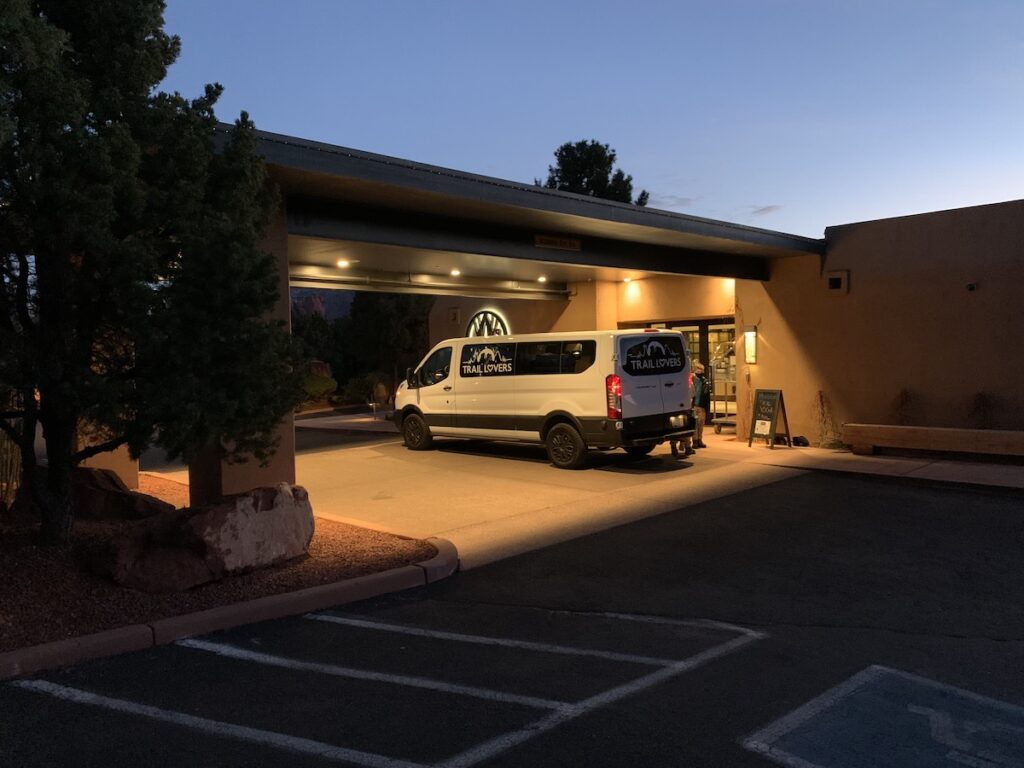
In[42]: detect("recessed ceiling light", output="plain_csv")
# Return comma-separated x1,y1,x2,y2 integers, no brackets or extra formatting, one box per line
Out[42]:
450,269,461,277
538,276,547,283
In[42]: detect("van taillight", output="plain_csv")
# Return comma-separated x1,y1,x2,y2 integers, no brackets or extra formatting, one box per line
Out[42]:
606,374,622,419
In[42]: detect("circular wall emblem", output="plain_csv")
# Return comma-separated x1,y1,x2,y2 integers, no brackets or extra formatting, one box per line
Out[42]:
466,309,510,337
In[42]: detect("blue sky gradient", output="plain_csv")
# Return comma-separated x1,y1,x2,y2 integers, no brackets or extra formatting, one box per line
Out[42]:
161,1,1024,237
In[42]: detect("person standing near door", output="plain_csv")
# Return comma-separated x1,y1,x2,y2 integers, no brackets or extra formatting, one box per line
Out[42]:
692,362,710,448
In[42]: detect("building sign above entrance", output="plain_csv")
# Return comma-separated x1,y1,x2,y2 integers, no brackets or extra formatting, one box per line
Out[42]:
534,234,581,252
466,309,510,337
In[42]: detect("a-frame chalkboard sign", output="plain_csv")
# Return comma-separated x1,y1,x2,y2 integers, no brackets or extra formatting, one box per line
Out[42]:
747,389,791,448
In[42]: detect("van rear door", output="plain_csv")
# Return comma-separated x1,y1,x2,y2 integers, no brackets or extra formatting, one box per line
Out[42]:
617,333,689,418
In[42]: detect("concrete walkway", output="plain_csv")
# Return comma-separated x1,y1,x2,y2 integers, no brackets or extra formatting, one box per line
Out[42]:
705,432,1024,489
153,417,1024,571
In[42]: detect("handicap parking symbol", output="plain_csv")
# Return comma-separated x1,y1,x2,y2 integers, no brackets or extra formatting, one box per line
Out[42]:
744,666,1024,768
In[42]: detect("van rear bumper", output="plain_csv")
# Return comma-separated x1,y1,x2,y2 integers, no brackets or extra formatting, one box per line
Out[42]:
581,411,694,448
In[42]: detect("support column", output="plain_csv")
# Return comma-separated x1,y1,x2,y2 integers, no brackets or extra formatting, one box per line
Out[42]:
552,280,619,331
188,208,296,505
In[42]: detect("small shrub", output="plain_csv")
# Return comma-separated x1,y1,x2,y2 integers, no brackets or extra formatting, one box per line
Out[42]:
340,372,393,407
302,374,338,402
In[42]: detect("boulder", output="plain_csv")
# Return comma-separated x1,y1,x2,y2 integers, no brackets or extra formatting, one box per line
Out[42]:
73,467,175,520
10,466,174,521
103,483,314,593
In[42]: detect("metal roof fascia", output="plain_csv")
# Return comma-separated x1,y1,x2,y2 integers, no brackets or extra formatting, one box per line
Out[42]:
215,124,824,258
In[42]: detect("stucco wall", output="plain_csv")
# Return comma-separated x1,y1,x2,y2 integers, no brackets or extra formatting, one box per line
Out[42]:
550,281,619,332
428,296,570,346
428,280,623,344
735,200,1024,442
617,275,736,324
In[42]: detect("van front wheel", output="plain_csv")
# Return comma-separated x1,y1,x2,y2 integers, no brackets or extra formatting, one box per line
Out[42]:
402,413,433,450
546,423,587,469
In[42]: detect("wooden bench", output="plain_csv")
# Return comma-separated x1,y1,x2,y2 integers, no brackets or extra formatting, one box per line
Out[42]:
842,424,1024,457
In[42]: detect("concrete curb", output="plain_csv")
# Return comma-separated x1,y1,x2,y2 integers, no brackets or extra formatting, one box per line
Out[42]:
0,538,458,681
418,537,460,582
0,624,154,682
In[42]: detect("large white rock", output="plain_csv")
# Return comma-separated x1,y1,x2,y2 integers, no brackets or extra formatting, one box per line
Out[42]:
191,483,315,575
104,483,315,593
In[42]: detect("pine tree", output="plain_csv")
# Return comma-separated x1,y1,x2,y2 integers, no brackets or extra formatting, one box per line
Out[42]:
539,140,649,206
0,0,303,544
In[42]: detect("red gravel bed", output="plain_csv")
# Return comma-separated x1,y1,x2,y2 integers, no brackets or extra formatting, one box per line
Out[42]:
0,514,436,654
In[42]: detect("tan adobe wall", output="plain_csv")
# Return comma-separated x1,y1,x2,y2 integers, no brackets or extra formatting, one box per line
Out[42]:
616,275,736,324
428,296,570,345
735,199,1024,442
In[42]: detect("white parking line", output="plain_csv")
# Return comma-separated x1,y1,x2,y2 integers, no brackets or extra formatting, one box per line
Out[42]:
600,612,767,639
14,614,765,768
306,614,682,667
438,631,763,768
178,638,568,711
11,679,428,768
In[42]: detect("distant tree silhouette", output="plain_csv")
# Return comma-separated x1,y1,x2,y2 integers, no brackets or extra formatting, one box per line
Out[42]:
538,140,649,206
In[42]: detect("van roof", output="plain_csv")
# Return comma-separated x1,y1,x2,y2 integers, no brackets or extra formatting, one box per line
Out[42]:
439,329,683,344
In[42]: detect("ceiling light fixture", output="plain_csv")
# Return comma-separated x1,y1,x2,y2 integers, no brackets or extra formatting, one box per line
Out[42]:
337,259,350,268
450,269,461,277
538,276,547,283
623,277,632,283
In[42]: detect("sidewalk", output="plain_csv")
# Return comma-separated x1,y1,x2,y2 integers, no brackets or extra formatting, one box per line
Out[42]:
702,432,1024,490
295,410,399,434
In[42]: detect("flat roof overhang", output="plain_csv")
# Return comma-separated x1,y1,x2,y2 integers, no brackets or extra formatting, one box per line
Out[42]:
226,126,825,296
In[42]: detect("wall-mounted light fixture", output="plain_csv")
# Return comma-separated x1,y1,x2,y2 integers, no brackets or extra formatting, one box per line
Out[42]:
744,325,758,364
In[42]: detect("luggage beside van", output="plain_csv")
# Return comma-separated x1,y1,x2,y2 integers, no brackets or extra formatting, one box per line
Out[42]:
394,330,694,468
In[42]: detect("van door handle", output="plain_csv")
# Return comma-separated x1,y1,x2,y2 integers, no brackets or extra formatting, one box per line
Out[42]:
664,382,675,387
443,385,453,391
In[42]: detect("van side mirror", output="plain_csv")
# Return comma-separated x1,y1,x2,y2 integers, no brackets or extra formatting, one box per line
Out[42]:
406,367,416,388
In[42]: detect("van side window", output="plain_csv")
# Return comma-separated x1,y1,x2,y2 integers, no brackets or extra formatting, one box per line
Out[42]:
418,346,452,387
562,340,596,373
516,341,562,375
516,340,596,375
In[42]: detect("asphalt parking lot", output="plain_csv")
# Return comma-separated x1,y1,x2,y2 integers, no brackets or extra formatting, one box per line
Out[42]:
6,472,1023,767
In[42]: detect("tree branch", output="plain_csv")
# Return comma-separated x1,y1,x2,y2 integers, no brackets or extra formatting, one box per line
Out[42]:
71,435,129,463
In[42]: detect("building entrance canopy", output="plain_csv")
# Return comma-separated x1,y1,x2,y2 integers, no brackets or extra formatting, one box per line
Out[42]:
232,126,824,299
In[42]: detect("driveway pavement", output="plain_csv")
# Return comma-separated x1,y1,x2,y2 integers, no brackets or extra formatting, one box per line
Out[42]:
148,418,1024,571
5,472,1022,767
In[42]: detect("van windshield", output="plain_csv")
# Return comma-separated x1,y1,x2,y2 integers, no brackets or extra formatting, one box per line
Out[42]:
619,335,685,377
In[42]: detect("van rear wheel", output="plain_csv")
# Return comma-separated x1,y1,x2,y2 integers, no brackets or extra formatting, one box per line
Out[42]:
402,413,433,450
546,423,587,469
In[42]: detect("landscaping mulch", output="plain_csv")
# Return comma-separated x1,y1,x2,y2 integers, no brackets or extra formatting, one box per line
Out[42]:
0,491,436,653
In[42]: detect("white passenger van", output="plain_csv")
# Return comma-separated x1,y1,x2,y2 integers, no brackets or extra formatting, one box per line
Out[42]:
394,330,694,468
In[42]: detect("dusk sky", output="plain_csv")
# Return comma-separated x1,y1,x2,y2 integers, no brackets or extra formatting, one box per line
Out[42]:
161,1,1024,238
